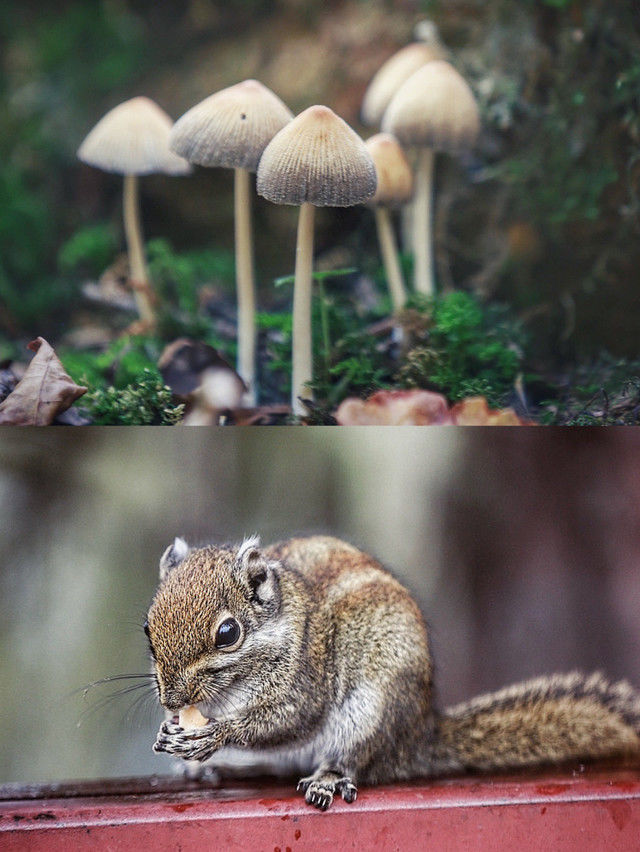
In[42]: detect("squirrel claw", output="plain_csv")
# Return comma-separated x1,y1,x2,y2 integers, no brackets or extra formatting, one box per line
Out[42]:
337,779,358,803
304,782,334,811
297,773,357,810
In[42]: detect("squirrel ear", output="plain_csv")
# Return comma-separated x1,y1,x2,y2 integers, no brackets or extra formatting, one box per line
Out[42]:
237,536,279,609
159,537,190,581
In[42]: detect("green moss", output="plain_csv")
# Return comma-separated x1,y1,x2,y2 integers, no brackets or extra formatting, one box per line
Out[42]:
82,368,184,425
397,291,523,407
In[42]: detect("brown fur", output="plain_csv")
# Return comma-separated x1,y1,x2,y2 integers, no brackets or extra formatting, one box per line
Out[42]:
147,536,640,810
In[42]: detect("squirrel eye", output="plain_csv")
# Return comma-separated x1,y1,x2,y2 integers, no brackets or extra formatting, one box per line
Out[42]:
214,617,241,649
143,620,150,638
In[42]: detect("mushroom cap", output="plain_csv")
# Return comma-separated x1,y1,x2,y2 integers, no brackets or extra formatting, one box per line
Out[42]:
365,133,414,206
256,105,377,207
361,42,445,127
169,79,294,172
382,60,480,155
78,96,191,176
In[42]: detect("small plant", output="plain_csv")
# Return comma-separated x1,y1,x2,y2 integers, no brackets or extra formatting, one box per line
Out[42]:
147,238,235,314
83,368,184,425
57,224,118,277
271,268,391,409
397,291,524,407
147,238,237,344
257,310,293,398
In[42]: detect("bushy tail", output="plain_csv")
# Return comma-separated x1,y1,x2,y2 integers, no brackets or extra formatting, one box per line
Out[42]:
429,672,640,775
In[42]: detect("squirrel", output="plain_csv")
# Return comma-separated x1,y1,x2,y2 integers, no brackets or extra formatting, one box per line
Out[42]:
148,535,640,811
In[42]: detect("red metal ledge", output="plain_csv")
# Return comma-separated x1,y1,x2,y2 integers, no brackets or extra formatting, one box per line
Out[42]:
2,763,640,851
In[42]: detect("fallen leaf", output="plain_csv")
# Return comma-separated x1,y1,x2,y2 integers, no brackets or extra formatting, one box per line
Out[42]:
0,338,87,425
450,396,533,425
335,389,533,426
335,389,452,425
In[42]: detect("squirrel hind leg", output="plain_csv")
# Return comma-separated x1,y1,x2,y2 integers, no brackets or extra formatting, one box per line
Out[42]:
297,770,358,810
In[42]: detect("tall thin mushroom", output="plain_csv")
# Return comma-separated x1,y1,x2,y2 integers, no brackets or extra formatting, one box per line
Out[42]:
256,105,376,416
169,80,293,405
382,60,480,297
78,96,190,327
361,40,445,128
364,134,414,314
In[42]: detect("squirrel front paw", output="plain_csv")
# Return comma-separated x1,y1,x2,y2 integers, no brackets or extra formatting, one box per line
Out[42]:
153,719,223,762
297,772,358,811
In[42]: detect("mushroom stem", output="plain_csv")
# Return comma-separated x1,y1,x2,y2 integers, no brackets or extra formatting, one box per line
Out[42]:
123,173,156,325
401,202,413,254
374,206,407,313
292,201,315,416
234,167,257,406
412,147,435,296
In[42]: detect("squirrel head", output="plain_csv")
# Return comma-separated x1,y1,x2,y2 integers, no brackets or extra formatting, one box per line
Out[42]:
146,536,285,713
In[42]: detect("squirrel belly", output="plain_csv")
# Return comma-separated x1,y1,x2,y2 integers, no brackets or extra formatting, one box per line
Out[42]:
146,535,640,810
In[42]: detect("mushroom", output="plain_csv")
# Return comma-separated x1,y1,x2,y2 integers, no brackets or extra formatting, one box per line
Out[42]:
182,368,246,426
361,40,445,128
382,60,480,297
256,105,376,416
169,80,293,406
364,134,414,313
361,26,445,266
78,96,191,327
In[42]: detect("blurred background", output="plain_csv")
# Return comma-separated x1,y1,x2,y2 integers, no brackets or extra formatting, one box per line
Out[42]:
1,0,639,365
1,427,640,783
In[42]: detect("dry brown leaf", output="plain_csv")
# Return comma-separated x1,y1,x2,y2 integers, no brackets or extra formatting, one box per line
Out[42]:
335,389,452,425
450,396,533,425
0,338,87,426
335,389,533,426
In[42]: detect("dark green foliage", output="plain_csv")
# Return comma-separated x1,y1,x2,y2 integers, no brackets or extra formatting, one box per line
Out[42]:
59,336,185,426
58,224,118,277
60,336,164,390
537,355,640,425
147,239,235,315
397,292,523,407
0,3,148,339
490,2,638,232
274,280,524,412
30,5,144,100
144,238,236,345
83,369,184,426
257,310,293,397
266,271,390,408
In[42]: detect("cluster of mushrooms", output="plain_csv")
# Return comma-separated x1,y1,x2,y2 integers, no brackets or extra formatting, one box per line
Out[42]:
77,26,479,416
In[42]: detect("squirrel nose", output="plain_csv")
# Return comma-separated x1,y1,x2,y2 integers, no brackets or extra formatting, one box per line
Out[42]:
158,681,191,711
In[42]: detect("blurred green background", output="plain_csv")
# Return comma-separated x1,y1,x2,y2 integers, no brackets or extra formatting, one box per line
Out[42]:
1,428,640,783
1,0,639,367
